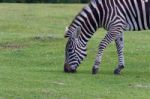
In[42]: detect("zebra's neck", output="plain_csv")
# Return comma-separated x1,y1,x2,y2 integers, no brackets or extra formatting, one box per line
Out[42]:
69,0,115,46
69,0,100,46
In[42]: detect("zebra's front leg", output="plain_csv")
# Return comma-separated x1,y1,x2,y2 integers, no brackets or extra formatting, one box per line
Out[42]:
114,33,125,75
92,33,116,74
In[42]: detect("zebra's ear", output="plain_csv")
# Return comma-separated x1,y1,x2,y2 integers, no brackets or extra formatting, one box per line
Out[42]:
74,26,81,38
64,27,69,38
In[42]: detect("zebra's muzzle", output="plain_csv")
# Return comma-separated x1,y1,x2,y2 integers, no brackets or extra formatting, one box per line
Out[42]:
64,63,77,73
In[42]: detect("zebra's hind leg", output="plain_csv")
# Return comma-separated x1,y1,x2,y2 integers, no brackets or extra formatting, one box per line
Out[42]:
114,33,125,75
92,32,117,74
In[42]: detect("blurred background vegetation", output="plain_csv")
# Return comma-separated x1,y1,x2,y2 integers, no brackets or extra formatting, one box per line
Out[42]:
0,0,90,3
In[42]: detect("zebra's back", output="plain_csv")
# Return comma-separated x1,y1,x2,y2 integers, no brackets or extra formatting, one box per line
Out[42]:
115,0,150,31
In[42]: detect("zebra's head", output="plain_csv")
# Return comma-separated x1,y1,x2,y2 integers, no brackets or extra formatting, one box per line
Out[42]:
64,26,87,73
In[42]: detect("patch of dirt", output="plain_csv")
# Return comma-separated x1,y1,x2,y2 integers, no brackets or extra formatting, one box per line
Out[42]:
0,42,25,50
135,84,150,88
32,34,63,41
51,81,65,85
33,35,52,40
128,83,150,89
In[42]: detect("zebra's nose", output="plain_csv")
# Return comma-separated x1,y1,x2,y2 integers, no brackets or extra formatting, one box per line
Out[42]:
64,63,70,72
64,63,76,73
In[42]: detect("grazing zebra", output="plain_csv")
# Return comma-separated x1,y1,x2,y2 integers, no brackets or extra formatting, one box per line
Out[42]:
64,0,150,74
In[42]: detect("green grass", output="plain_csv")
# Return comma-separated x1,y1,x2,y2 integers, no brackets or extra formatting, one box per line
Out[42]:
0,3,150,99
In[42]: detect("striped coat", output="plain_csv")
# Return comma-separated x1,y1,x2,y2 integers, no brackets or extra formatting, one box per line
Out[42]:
64,0,150,74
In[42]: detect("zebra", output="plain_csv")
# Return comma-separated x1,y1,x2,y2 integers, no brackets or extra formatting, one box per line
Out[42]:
64,0,150,74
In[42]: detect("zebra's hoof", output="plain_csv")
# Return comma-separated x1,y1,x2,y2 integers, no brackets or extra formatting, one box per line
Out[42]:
92,67,99,74
114,69,121,75
114,65,125,75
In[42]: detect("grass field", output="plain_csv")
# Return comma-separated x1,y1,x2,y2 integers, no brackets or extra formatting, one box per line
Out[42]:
0,3,150,99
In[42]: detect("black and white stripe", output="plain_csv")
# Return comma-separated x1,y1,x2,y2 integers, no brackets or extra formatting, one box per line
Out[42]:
64,0,150,74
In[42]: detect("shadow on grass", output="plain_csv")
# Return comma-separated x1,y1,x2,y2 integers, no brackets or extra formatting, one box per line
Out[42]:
48,69,114,76
32,68,150,78
61,69,150,77
75,70,113,75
